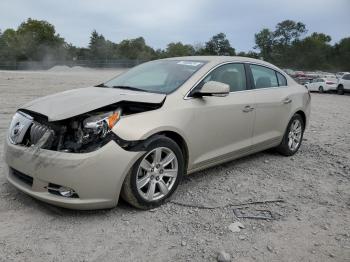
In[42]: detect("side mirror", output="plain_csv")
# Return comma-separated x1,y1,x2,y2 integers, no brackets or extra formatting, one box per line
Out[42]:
194,81,230,97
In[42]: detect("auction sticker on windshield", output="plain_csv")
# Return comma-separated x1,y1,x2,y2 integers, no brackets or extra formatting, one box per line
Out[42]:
177,61,203,66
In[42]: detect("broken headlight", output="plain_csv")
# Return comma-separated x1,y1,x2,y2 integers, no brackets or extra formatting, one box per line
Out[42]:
83,109,121,139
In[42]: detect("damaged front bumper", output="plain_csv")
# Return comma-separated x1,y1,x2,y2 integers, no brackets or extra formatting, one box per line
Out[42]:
4,138,142,210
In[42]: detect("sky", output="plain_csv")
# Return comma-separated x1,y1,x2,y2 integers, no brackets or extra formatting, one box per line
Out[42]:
0,0,349,52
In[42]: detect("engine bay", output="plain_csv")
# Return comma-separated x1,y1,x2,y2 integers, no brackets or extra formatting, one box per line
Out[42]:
19,101,163,153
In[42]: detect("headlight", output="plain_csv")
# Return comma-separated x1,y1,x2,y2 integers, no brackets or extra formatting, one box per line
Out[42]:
83,109,121,138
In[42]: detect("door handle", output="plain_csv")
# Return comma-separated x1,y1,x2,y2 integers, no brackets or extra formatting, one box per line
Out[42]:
242,105,254,113
282,98,292,104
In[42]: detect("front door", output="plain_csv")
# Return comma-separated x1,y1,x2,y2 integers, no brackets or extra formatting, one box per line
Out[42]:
187,63,255,169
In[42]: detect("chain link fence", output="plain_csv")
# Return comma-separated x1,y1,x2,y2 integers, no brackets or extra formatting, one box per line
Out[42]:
0,59,146,70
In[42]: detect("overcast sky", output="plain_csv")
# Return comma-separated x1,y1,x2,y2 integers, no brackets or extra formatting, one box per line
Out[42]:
1,0,349,51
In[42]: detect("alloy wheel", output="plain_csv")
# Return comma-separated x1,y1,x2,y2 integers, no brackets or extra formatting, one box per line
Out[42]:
288,119,302,151
136,147,178,201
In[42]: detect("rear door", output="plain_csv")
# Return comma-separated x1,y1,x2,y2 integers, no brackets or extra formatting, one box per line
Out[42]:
248,64,291,148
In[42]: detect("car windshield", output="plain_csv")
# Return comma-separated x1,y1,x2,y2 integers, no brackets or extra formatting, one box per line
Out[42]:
104,60,206,94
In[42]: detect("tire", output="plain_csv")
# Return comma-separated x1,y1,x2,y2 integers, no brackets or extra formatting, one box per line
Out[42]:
121,136,184,209
319,86,324,93
276,114,305,156
337,85,344,95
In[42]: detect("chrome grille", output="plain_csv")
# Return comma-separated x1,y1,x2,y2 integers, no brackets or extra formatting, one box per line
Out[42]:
30,121,51,145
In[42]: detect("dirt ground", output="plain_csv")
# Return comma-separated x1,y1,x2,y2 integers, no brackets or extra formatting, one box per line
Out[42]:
0,69,349,262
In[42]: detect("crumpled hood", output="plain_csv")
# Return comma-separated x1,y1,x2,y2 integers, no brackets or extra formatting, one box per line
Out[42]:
20,87,166,121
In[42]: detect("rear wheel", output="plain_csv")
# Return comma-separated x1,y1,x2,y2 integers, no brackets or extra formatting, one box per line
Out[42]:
337,85,344,95
276,114,304,156
319,86,324,93
121,136,184,209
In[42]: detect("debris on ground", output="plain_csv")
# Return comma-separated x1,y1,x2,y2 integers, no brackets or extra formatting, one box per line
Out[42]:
170,199,285,209
228,221,245,233
217,250,231,262
233,208,274,220
267,245,274,253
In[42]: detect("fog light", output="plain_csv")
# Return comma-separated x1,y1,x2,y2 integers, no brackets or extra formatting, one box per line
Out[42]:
58,186,75,197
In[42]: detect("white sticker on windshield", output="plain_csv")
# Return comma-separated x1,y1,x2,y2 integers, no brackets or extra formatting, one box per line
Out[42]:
177,61,203,67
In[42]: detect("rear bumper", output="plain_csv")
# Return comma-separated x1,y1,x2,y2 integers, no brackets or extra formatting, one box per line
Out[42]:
4,139,142,210
325,84,337,91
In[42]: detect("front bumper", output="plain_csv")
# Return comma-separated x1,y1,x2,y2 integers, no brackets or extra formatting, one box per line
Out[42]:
4,139,142,210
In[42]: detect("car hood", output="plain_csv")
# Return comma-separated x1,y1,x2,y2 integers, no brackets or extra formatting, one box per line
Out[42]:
20,87,166,121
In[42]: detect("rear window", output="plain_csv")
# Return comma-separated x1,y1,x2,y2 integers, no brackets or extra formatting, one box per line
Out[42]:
277,72,287,86
250,65,278,89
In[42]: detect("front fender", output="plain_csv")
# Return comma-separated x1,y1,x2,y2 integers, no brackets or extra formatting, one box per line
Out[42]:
112,107,193,148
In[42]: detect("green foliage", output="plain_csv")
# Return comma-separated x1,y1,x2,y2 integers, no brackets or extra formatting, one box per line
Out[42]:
254,29,274,61
0,29,18,60
117,37,156,60
332,37,350,71
274,20,307,46
0,18,349,71
88,30,116,60
253,19,349,71
291,33,332,70
164,42,195,57
237,51,260,59
16,18,65,61
202,33,235,56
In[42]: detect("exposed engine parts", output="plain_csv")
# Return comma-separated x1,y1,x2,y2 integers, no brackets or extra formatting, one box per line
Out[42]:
19,101,162,153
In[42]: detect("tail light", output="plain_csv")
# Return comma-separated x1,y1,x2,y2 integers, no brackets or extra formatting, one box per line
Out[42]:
326,81,335,85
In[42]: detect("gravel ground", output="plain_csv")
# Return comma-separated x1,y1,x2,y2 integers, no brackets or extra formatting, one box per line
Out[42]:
0,69,349,262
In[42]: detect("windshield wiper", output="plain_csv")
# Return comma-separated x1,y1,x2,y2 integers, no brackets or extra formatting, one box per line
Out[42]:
95,83,109,87
112,85,150,93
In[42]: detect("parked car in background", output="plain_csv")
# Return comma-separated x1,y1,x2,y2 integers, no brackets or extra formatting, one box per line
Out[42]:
305,76,338,93
336,72,350,79
337,73,350,95
293,71,306,78
4,56,311,210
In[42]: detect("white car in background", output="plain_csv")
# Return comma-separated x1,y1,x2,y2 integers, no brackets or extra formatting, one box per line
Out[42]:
305,76,337,93
337,73,350,95
336,72,350,79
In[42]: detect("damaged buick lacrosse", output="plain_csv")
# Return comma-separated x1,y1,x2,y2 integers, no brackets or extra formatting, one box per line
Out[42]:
4,56,310,210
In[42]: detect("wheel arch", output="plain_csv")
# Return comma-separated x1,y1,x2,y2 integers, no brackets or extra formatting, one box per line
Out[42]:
147,131,189,173
295,110,306,126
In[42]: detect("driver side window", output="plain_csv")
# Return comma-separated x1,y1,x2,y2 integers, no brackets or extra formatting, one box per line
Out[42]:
198,63,247,92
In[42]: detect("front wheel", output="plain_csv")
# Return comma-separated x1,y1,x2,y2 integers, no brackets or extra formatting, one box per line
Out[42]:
121,136,184,209
276,114,305,156
319,86,324,93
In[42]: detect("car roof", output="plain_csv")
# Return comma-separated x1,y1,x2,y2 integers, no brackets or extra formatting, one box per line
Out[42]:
163,56,280,70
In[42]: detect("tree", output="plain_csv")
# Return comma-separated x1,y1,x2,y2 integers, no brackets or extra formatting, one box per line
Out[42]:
164,42,195,57
332,37,350,71
88,30,115,60
203,33,235,56
292,32,332,70
0,29,18,61
237,51,260,59
117,37,156,60
254,28,274,61
16,18,65,61
274,20,307,46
